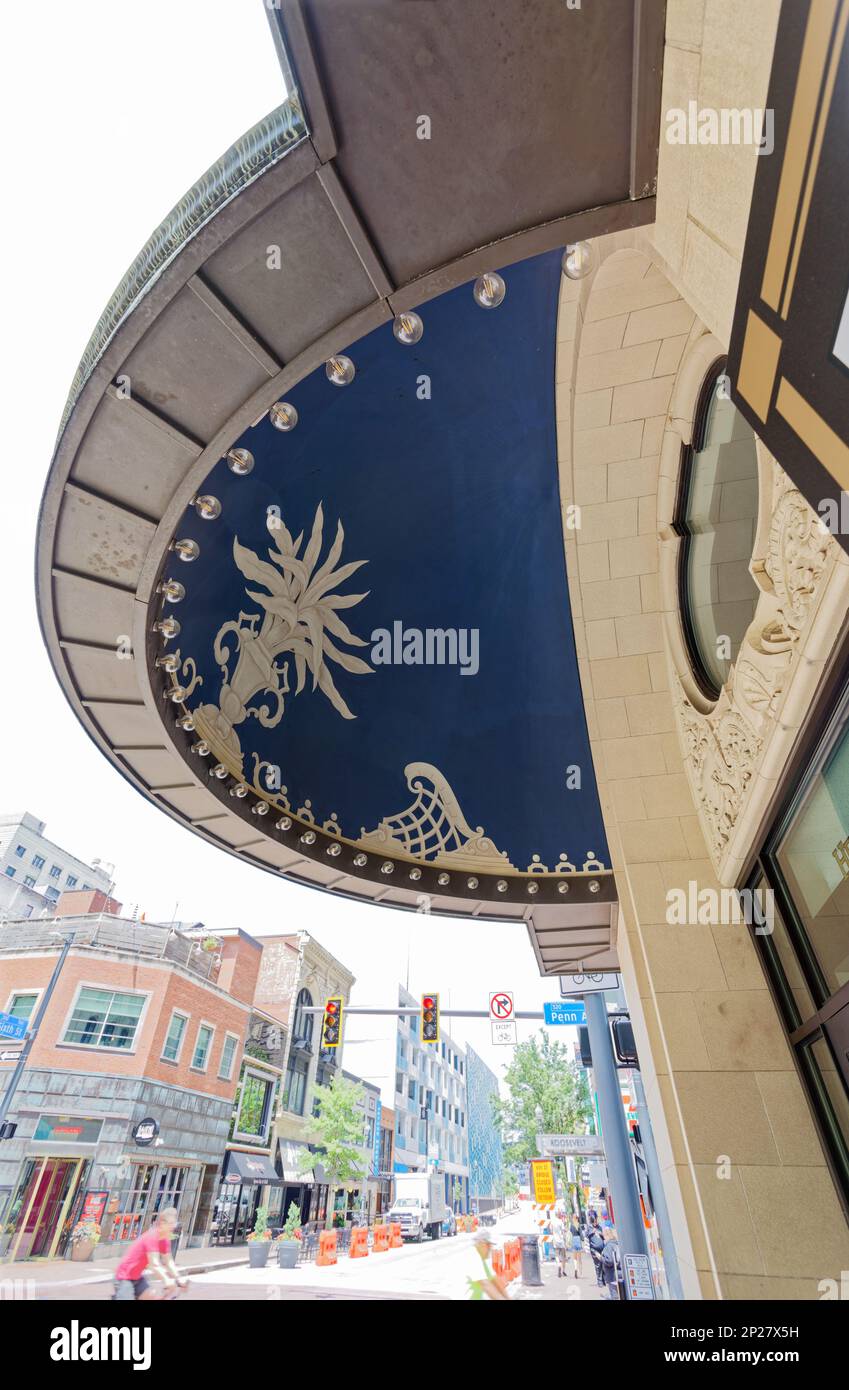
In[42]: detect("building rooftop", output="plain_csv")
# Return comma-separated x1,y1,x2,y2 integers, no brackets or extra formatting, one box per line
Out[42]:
0,914,220,983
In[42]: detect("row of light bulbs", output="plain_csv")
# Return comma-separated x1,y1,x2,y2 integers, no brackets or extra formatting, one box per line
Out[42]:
155,246,596,562
171,711,603,897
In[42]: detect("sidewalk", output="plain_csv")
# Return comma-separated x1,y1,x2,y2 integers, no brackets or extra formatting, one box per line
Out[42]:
1,1243,248,1290
508,1251,605,1303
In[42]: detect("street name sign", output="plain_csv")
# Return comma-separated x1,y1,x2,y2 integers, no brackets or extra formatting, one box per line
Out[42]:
491,1019,517,1046
489,991,514,1020
559,972,620,998
624,1253,654,1300
544,1001,586,1026
529,1158,557,1205
536,1133,605,1157
0,1012,26,1041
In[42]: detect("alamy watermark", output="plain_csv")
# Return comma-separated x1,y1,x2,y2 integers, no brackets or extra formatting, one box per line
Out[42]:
370,622,479,676
665,102,774,156
665,882,774,934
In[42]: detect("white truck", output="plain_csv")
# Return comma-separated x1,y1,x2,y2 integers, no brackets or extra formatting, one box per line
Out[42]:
388,1172,447,1242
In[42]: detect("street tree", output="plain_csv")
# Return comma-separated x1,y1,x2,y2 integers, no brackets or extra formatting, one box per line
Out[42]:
491,1029,592,1164
298,1072,369,1228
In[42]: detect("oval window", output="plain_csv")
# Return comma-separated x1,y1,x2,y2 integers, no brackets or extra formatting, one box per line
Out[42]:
676,366,760,699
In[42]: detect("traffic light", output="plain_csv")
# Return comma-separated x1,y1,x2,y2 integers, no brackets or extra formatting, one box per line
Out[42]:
611,1017,638,1066
321,996,343,1049
421,993,440,1044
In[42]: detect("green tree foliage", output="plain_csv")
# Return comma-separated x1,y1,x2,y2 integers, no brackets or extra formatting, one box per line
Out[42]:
491,1030,592,1164
298,1073,368,1228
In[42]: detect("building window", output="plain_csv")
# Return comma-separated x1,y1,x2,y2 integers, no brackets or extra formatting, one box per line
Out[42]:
747,672,849,1215
63,987,146,1050
191,1023,214,1070
408,1079,416,1102
675,364,760,700
45,887,59,902
284,1058,308,1116
6,992,38,1023
23,876,35,887
31,855,45,869
291,988,314,1050
234,1068,276,1141
161,1011,188,1063
66,875,77,888
219,1032,239,1080
14,845,25,858
49,865,61,880
395,1071,404,1095
4,867,14,878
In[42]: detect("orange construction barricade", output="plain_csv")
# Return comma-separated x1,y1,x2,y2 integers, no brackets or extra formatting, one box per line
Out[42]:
317,1230,337,1266
349,1226,369,1258
373,1224,390,1252
389,1222,403,1249
492,1247,505,1278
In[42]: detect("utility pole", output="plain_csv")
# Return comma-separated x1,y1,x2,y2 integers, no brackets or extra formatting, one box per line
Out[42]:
0,933,74,1131
583,991,648,1292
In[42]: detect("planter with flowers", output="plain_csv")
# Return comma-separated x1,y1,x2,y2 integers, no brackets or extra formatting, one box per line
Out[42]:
247,1206,271,1268
274,1202,302,1269
69,1219,102,1263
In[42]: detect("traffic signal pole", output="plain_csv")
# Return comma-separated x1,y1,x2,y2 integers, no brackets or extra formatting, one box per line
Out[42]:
583,991,649,1291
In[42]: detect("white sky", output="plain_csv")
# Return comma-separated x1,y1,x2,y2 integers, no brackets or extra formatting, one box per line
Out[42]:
2,2,575,1086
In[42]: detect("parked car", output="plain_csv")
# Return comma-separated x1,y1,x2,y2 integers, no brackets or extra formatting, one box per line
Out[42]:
442,1210,457,1237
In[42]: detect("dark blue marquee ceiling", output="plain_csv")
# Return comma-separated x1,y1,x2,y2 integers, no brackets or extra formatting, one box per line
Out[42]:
161,250,608,877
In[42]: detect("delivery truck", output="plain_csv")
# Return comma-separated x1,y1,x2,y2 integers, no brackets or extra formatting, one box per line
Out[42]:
387,1171,447,1242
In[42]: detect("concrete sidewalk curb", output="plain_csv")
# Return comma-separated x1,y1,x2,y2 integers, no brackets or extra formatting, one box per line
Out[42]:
22,1255,250,1292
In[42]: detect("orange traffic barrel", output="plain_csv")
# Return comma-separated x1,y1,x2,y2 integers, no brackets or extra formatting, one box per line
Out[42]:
316,1230,338,1266
389,1222,403,1249
349,1226,369,1258
373,1224,390,1252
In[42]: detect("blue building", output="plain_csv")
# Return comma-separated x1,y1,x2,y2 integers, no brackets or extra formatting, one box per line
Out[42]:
465,1047,503,1212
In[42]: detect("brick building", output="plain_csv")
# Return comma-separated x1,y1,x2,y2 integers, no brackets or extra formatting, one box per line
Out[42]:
0,914,261,1260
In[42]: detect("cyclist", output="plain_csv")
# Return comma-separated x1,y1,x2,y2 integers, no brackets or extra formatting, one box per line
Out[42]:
112,1206,188,1301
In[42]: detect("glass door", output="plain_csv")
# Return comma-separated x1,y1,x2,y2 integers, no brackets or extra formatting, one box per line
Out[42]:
8,1158,84,1260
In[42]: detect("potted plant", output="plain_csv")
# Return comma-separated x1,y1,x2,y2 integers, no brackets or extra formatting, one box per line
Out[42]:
69,1219,102,1262
275,1202,302,1269
247,1205,271,1268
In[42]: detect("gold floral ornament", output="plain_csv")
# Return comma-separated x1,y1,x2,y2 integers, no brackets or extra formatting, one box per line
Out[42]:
191,503,373,775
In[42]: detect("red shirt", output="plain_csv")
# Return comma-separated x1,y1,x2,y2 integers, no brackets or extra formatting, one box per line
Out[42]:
115,1227,171,1280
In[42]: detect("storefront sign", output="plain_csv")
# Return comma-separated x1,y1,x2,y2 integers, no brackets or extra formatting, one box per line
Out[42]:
80,1190,109,1225
32,1114,103,1145
131,1117,159,1147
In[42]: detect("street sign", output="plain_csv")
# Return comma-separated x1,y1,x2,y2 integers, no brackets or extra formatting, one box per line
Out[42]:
559,972,620,998
0,1049,23,1063
529,1158,557,1205
544,1001,586,1026
489,991,514,1020
536,1133,605,1157
623,1253,654,1300
491,1019,517,1046
0,1012,27,1042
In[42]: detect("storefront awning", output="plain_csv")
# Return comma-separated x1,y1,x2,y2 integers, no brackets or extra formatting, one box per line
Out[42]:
223,1150,282,1185
278,1139,312,1184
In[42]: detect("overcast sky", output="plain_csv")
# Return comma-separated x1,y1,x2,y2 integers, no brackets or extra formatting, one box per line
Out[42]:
3,2,576,1085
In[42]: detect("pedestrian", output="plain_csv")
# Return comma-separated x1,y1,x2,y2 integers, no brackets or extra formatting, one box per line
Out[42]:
569,1214,584,1278
588,1222,606,1287
552,1204,568,1278
600,1226,624,1301
112,1207,188,1301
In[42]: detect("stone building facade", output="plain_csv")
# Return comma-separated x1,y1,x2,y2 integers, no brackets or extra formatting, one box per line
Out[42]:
552,0,849,1299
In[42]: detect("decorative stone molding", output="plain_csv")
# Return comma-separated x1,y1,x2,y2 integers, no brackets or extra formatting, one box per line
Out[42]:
658,336,847,881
